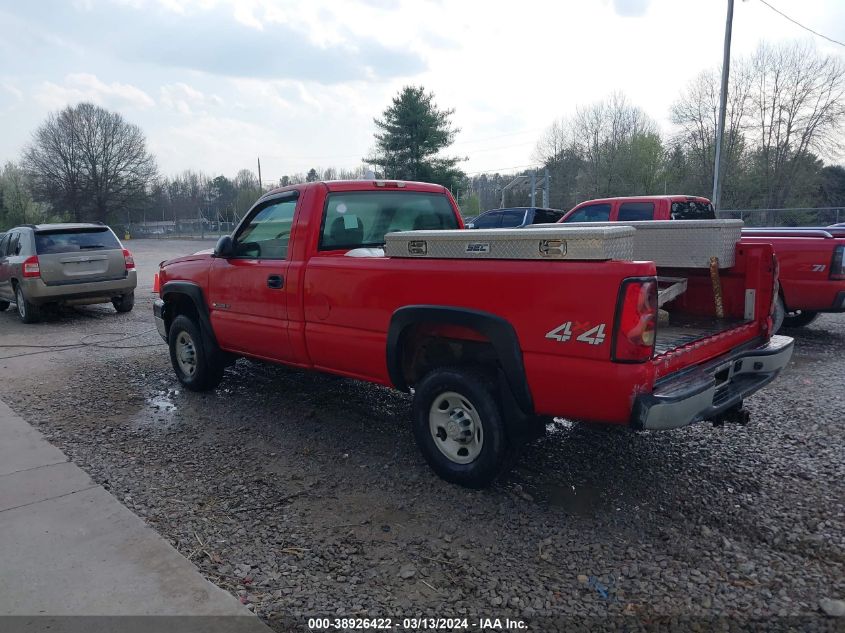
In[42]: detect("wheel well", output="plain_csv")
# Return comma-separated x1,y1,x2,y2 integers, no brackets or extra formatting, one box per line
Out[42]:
163,292,199,331
399,326,498,387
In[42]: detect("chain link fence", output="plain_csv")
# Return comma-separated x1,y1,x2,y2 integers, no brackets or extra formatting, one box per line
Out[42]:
718,207,844,227
122,219,240,240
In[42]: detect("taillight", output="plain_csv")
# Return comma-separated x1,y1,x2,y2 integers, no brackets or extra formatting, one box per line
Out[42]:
123,248,135,270
612,277,657,363
830,245,844,281
22,255,40,278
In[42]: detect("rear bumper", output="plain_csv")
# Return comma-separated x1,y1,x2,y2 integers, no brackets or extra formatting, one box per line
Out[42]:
21,272,137,305
153,299,167,341
632,335,794,431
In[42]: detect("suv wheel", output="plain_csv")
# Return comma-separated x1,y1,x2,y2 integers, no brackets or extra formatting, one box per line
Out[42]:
168,314,224,391
112,291,135,313
412,366,510,488
15,284,41,324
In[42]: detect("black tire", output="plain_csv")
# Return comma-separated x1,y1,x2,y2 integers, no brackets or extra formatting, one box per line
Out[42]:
783,310,819,328
0,300,8,312
112,291,135,313
15,284,41,324
168,314,225,391
772,296,785,333
412,366,511,488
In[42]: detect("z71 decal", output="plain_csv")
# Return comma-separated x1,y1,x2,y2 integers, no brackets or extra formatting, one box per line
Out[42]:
545,321,607,345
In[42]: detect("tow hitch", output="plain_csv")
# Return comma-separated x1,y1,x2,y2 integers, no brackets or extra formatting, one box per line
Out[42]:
710,403,751,427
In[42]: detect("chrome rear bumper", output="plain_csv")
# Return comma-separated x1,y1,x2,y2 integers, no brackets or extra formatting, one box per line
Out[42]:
632,335,794,431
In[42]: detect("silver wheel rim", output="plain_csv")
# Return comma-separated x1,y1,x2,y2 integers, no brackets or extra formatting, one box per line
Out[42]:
175,331,197,377
429,391,484,464
16,288,25,318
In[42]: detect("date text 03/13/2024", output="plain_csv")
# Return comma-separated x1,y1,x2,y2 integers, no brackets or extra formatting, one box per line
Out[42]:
307,617,528,630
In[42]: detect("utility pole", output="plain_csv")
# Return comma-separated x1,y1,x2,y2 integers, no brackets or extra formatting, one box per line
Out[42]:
712,0,735,213
543,169,550,208
257,156,263,191
530,171,536,207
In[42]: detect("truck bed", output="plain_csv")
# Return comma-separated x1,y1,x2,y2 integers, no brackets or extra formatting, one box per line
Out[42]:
655,315,751,357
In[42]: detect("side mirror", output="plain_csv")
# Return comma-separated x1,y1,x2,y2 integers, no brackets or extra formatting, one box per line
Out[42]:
214,235,235,258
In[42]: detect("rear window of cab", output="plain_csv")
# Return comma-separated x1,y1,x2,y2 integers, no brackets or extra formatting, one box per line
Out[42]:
320,191,458,250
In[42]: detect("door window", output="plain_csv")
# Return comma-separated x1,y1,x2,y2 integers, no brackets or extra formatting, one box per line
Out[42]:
235,198,297,259
671,201,716,220
0,234,10,257
471,212,502,229
618,202,655,221
500,209,527,228
562,203,611,223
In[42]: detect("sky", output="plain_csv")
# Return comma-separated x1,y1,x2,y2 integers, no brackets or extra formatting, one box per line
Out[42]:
1,0,844,183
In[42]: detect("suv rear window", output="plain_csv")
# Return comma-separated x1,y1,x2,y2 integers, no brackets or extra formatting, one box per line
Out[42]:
320,191,459,250
670,201,715,220
35,228,121,254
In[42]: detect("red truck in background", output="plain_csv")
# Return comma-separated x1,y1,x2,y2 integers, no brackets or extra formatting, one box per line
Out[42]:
560,195,845,330
154,181,793,488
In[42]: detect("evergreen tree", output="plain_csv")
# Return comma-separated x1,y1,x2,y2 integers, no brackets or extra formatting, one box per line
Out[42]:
366,86,464,189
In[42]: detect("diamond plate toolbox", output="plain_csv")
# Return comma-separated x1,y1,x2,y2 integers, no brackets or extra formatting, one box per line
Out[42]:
554,220,743,268
384,226,635,260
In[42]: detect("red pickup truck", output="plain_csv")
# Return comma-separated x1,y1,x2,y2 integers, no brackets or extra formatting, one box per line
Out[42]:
560,195,845,330
154,181,793,487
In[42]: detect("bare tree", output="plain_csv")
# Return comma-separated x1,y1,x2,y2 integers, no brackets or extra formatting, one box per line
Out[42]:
24,103,157,223
749,41,845,208
23,107,86,221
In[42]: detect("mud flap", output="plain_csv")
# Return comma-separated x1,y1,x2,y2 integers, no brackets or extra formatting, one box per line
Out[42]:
497,368,546,444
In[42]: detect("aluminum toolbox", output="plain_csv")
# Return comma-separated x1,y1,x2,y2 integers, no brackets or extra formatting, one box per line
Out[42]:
384,226,635,260
553,220,743,268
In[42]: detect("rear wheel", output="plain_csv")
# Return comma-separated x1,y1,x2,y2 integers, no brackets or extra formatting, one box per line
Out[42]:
772,296,785,333
15,284,41,324
168,314,224,391
412,367,510,488
112,291,135,313
783,309,819,328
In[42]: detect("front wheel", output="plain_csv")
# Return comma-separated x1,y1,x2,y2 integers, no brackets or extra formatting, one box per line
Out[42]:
412,367,510,488
783,310,819,328
168,315,224,391
15,285,41,324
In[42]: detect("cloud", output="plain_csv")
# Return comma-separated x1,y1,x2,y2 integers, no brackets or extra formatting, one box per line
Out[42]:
35,73,155,110
159,83,223,115
611,0,651,17
8,0,426,84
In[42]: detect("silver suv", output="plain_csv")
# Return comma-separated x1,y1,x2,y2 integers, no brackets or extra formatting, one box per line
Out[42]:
0,223,137,323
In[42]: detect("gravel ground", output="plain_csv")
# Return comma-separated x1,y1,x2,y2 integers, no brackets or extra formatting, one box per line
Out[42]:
0,241,843,632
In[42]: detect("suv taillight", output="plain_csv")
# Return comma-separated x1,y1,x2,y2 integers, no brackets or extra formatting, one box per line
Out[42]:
830,245,844,281
612,277,657,363
22,255,40,278
123,248,135,270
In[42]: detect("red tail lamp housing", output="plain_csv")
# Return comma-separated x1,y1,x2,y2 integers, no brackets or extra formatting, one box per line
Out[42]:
123,249,135,270
22,255,41,278
612,277,658,363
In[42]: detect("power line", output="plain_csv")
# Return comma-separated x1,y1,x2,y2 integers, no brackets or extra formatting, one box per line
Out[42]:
757,0,845,48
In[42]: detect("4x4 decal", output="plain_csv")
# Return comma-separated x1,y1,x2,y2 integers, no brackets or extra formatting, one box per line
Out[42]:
545,321,607,345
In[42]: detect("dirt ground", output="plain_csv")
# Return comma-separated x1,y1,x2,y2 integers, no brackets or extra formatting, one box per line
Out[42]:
0,239,842,632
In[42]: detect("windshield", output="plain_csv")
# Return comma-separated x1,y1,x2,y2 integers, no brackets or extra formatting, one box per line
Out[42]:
35,227,121,254
320,191,459,250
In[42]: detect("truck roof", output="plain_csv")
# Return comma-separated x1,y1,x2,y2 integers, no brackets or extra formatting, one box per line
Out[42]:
573,195,711,205
263,179,450,198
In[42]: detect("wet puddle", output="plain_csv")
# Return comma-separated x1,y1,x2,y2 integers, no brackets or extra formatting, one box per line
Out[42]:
130,389,180,429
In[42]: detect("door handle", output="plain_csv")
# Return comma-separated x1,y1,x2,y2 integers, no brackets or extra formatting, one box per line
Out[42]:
267,274,284,289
